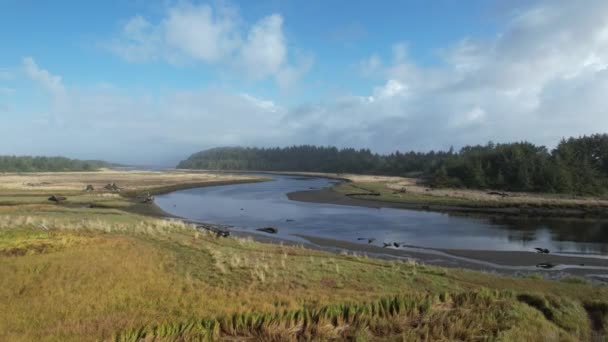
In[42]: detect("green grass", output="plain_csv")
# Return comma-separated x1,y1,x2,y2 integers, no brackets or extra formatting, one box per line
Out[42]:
0,210,606,341
116,290,579,341
335,181,608,212
0,183,607,340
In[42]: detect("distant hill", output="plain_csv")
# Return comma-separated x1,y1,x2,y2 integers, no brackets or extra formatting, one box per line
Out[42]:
177,146,386,174
178,134,608,195
0,156,117,172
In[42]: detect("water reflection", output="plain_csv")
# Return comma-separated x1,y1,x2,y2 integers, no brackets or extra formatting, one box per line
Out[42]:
155,175,608,255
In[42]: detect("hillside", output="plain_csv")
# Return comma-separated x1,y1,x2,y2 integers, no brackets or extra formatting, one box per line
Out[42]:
0,156,116,172
178,134,608,195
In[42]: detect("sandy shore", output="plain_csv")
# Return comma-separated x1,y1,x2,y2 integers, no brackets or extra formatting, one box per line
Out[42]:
292,234,608,278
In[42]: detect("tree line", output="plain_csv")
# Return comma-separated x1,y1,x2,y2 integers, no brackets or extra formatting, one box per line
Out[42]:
177,134,608,195
0,156,112,172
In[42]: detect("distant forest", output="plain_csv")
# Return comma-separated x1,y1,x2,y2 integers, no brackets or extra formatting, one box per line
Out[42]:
178,134,608,195
0,156,112,172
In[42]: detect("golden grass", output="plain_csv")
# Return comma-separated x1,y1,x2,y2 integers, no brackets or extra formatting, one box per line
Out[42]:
0,170,263,192
0,171,606,340
277,170,608,207
0,210,606,341
335,180,608,209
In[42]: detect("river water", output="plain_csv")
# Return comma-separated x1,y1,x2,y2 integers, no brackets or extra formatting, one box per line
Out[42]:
155,174,608,256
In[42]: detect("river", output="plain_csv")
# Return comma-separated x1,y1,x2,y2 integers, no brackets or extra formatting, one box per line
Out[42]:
155,174,608,257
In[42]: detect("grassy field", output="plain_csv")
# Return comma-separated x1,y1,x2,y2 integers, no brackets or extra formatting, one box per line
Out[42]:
327,177,608,218
0,171,607,340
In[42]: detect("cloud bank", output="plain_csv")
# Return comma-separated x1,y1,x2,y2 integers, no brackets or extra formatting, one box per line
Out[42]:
108,2,310,88
8,0,608,164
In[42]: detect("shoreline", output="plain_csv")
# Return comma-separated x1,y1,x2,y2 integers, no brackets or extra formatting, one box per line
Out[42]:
121,177,271,218
176,169,608,219
287,187,608,219
222,230,608,280
144,173,608,279
298,234,608,283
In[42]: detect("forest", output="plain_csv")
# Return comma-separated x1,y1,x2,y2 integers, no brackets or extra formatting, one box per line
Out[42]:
0,156,112,172
178,134,608,195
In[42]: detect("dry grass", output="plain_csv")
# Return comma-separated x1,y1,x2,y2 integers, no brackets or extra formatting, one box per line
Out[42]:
0,209,606,341
277,171,608,207
0,169,264,192
336,179,608,209
0,171,606,340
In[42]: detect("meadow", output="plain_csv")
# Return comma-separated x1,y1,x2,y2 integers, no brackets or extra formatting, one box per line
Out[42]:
0,171,607,341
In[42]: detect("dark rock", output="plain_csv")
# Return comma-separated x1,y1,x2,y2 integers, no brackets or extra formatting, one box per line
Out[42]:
382,242,391,248
534,248,550,254
257,227,278,234
536,262,556,269
85,184,94,192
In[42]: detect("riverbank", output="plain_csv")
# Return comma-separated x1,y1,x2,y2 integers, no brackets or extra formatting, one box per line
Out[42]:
283,172,608,219
152,173,608,280
0,170,269,217
290,234,608,280
1,170,608,340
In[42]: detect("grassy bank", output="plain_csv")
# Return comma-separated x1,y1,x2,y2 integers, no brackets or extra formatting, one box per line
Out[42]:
0,171,607,340
326,175,608,218
1,210,607,341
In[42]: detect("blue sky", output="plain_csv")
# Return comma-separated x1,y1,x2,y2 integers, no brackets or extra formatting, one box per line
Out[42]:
1,0,607,164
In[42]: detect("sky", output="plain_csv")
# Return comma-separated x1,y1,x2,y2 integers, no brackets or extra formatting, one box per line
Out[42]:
1,0,608,165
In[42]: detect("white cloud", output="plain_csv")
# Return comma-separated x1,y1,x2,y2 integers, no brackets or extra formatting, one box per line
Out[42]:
108,15,161,62
107,2,310,87
343,0,608,150
239,14,286,79
163,3,240,63
10,0,608,163
22,57,65,98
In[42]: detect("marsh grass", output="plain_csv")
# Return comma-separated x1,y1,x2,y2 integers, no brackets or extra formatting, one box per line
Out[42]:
334,180,608,210
0,207,606,341
115,290,581,341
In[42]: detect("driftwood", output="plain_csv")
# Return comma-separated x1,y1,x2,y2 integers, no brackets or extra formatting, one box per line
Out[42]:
257,227,278,234
196,224,230,237
487,191,508,197
345,192,381,197
141,192,154,204
48,195,66,203
534,247,550,254
104,183,121,192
